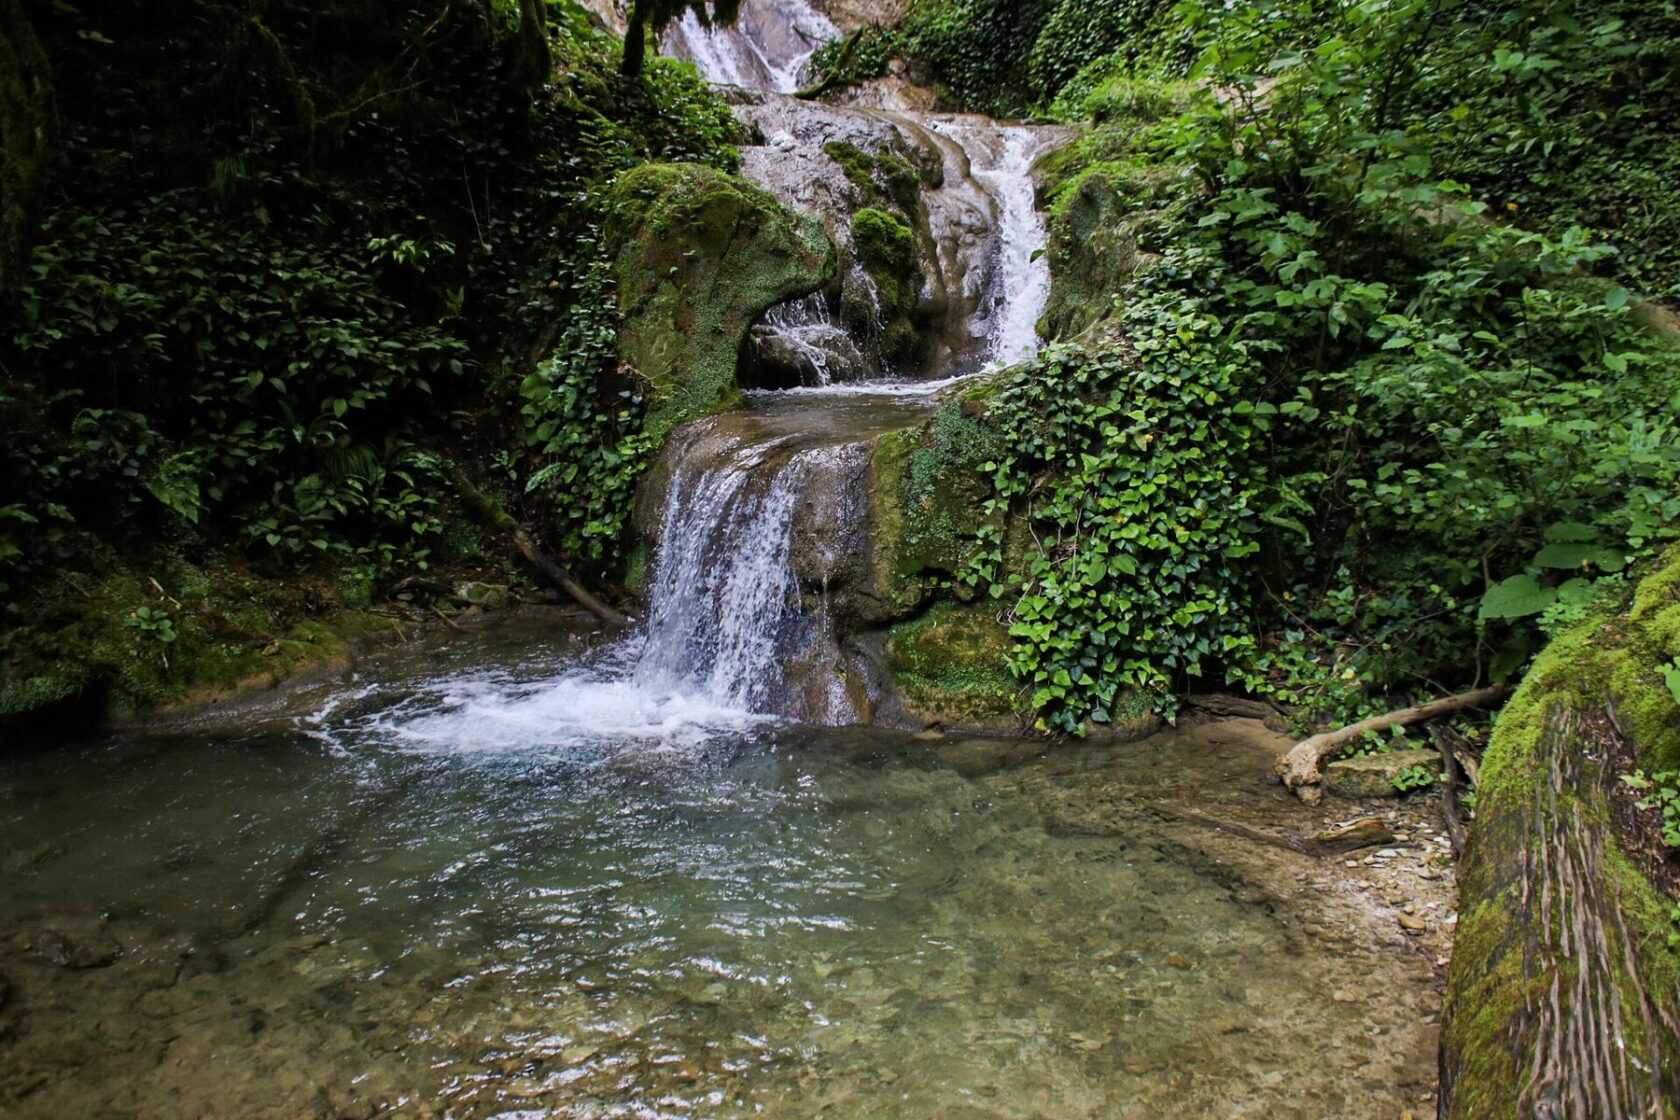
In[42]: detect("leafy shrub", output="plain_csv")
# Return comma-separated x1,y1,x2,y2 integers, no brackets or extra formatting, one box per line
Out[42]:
971,337,1264,730
519,242,651,573
964,0,1680,733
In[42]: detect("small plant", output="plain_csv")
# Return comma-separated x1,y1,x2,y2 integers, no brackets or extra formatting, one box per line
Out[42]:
1620,770,1680,849
1663,658,1680,706
1392,764,1440,794
126,606,178,669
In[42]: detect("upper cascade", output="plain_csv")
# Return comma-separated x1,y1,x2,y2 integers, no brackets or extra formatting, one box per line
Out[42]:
662,0,839,93
660,1,1061,391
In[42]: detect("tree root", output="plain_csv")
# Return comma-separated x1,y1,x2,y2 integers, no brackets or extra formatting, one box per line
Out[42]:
1274,683,1509,802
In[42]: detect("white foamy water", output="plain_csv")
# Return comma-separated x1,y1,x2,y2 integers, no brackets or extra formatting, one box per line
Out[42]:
923,119,1056,372
635,447,805,711
305,647,777,758
746,371,976,398
665,0,837,93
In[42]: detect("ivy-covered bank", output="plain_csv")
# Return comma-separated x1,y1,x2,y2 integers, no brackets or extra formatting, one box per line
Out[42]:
852,1,1680,741
0,0,776,725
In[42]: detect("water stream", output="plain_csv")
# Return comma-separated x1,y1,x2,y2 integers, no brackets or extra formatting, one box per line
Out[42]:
0,7,1444,1117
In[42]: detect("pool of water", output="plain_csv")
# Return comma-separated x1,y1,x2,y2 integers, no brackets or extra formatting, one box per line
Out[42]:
0,625,1438,1118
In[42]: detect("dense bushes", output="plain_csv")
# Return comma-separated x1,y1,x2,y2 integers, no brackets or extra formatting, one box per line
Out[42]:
0,0,747,714
968,0,1680,730
0,0,744,601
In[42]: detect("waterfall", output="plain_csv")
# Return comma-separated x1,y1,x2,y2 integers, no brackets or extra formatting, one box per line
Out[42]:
635,445,802,711
632,431,866,725
663,0,838,94
608,0,1064,729
973,127,1056,369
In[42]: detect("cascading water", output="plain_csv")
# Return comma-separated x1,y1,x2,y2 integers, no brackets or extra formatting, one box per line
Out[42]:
624,0,1058,727
663,0,838,93
634,439,804,713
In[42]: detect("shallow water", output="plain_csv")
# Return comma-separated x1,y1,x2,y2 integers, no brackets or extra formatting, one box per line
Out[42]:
0,626,1437,1118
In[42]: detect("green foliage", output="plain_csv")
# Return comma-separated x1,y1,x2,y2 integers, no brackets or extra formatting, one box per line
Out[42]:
126,606,177,646
1,0,749,713
957,0,1680,733
1665,658,1680,706
4,196,466,587
519,244,651,570
1392,762,1440,793
1621,769,1680,849
1026,0,1185,102
971,340,1262,731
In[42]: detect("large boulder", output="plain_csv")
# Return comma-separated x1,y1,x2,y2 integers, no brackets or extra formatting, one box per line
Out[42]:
606,162,835,439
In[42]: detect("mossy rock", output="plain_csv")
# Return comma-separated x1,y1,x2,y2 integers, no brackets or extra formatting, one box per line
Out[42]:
0,560,390,730
868,403,1004,617
1036,158,1177,341
849,206,921,360
885,602,1024,730
822,140,923,217
606,162,835,441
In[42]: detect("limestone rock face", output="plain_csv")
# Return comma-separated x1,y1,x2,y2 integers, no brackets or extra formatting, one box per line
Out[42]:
607,162,835,439
1324,749,1439,799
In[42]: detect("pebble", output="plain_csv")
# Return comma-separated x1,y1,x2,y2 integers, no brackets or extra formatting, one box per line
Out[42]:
1397,913,1427,934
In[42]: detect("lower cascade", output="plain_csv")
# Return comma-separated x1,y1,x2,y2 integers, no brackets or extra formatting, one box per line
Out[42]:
635,432,868,723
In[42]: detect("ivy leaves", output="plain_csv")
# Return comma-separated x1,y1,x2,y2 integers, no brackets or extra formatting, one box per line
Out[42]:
972,331,1265,732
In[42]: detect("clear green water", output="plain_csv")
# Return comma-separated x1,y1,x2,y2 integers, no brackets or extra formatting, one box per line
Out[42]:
0,626,1437,1118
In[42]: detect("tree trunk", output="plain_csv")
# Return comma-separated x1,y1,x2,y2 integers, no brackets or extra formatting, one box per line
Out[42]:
509,0,551,93
0,0,55,301
620,0,650,77
449,467,634,630
1440,551,1680,1118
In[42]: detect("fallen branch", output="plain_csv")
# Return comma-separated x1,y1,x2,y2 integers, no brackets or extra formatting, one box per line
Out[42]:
1275,683,1509,803
448,467,633,630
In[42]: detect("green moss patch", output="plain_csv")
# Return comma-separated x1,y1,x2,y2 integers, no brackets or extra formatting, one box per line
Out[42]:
0,559,389,729
607,162,835,442
849,206,921,359
869,405,1005,615
886,602,1023,726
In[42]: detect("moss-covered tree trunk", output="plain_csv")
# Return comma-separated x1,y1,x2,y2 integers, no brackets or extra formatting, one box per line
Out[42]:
0,0,55,300
1441,555,1680,1118
508,0,551,93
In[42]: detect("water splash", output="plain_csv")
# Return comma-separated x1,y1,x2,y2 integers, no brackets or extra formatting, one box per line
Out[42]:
750,294,866,387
